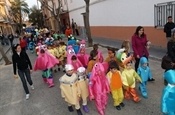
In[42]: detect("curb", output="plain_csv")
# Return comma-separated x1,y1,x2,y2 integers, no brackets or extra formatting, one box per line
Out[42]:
0,47,11,62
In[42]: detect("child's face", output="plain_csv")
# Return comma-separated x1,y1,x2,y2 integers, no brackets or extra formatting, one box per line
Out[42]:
126,62,132,69
72,59,77,63
66,70,74,75
142,63,148,69
111,68,118,73
108,50,114,58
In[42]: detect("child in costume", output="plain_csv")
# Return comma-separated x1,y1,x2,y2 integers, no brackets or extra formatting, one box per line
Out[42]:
77,67,89,113
77,40,89,67
161,70,175,115
71,55,83,72
121,61,142,102
107,61,125,110
34,48,59,87
89,62,110,115
66,45,76,64
93,44,104,63
137,57,153,98
59,64,83,115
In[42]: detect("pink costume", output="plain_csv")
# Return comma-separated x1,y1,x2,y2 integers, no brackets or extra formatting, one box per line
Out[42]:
77,40,89,67
66,45,76,64
70,55,83,71
89,62,110,115
97,50,104,63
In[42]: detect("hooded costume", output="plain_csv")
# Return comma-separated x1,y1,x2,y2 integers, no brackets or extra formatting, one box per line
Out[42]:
116,49,141,102
89,62,110,115
77,67,89,113
161,70,175,115
67,35,79,54
137,57,153,98
66,45,76,64
34,47,59,87
70,55,83,72
77,40,89,67
59,64,83,115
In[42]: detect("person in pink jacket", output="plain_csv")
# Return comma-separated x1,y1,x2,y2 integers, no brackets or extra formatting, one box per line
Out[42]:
131,26,154,81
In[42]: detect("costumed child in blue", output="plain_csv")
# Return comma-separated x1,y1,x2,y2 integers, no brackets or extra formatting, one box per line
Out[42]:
67,35,79,54
161,70,175,115
137,57,153,98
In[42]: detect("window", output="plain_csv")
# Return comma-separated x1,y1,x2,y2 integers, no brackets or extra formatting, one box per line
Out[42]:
154,1,175,28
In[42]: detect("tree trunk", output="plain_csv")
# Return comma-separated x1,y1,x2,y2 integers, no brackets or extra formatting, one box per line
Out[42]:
85,2,93,47
0,45,12,65
55,17,61,32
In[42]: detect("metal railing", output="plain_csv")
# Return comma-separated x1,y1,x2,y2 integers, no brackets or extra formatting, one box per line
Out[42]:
154,1,175,28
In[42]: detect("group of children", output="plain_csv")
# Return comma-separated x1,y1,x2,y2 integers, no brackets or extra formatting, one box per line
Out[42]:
32,31,157,115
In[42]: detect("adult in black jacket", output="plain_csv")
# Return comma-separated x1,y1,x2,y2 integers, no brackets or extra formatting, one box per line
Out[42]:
12,44,34,100
164,16,175,41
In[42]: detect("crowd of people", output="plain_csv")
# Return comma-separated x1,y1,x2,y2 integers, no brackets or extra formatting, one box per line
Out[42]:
9,16,175,115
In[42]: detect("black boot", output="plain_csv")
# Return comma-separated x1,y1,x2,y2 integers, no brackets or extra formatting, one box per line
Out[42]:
68,106,74,112
120,102,125,107
116,105,121,110
76,109,83,115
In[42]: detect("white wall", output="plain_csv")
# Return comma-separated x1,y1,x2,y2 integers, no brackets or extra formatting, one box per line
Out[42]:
67,0,173,26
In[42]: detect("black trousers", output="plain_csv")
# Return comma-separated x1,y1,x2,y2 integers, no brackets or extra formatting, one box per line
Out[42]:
18,69,33,94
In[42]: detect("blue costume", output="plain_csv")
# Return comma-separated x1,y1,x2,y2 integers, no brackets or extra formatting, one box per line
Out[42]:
161,70,175,115
67,39,80,54
137,57,152,98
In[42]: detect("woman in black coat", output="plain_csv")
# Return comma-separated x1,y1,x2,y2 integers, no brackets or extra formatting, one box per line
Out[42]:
12,44,34,100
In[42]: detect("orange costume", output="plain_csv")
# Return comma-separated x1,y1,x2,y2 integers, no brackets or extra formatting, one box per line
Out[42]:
65,28,73,37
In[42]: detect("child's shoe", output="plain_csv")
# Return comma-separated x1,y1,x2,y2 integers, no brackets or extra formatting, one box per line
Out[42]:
148,78,155,82
83,105,89,113
68,106,74,112
120,102,125,107
115,105,121,110
26,94,30,100
76,109,83,115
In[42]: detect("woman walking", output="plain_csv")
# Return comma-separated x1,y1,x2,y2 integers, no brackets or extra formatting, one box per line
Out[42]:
12,44,34,100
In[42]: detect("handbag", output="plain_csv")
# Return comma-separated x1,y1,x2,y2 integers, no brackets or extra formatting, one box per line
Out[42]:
161,54,173,70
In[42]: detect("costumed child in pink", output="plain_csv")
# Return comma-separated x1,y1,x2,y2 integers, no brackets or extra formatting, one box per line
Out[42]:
59,64,83,115
77,40,89,67
89,62,110,115
66,45,76,64
34,48,59,88
70,55,83,72
93,44,104,63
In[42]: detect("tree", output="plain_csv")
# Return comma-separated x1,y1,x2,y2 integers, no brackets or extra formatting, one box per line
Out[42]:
39,0,62,31
0,45,12,65
29,5,44,28
11,0,30,34
84,0,93,47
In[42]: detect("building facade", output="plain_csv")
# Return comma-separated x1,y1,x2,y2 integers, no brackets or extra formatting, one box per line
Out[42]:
0,0,14,34
64,0,175,47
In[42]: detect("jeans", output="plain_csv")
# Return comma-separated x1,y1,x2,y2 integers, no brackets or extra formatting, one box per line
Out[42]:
18,69,33,94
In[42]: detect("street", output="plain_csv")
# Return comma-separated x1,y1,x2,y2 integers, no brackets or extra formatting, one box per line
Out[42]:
0,46,164,115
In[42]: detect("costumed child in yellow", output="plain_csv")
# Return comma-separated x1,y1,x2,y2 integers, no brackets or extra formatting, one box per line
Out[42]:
121,61,142,103
77,67,89,113
107,61,125,110
59,64,83,115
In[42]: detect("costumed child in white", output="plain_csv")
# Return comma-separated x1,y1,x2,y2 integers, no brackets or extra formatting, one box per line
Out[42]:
77,67,89,113
59,64,83,115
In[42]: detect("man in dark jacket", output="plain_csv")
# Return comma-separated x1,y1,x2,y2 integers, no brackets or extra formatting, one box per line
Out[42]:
164,16,175,41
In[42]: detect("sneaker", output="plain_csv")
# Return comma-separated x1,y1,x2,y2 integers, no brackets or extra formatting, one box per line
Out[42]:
120,102,125,107
68,106,74,112
83,105,89,113
116,105,121,110
148,78,155,82
26,94,30,100
30,85,34,90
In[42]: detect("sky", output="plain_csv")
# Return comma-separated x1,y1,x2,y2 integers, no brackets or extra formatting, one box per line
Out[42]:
25,0,41,8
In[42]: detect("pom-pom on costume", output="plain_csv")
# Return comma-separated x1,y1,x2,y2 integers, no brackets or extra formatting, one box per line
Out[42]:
34,47,59,87
77,40,89,67
59,64,83,115
137,57,153,98
161,70,175,115
89,62,110,115
77,67,89,113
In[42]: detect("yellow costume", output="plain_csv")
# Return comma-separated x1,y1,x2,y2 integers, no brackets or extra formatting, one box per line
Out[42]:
121,68,142,102
107,71,124,106
59,73,80,109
